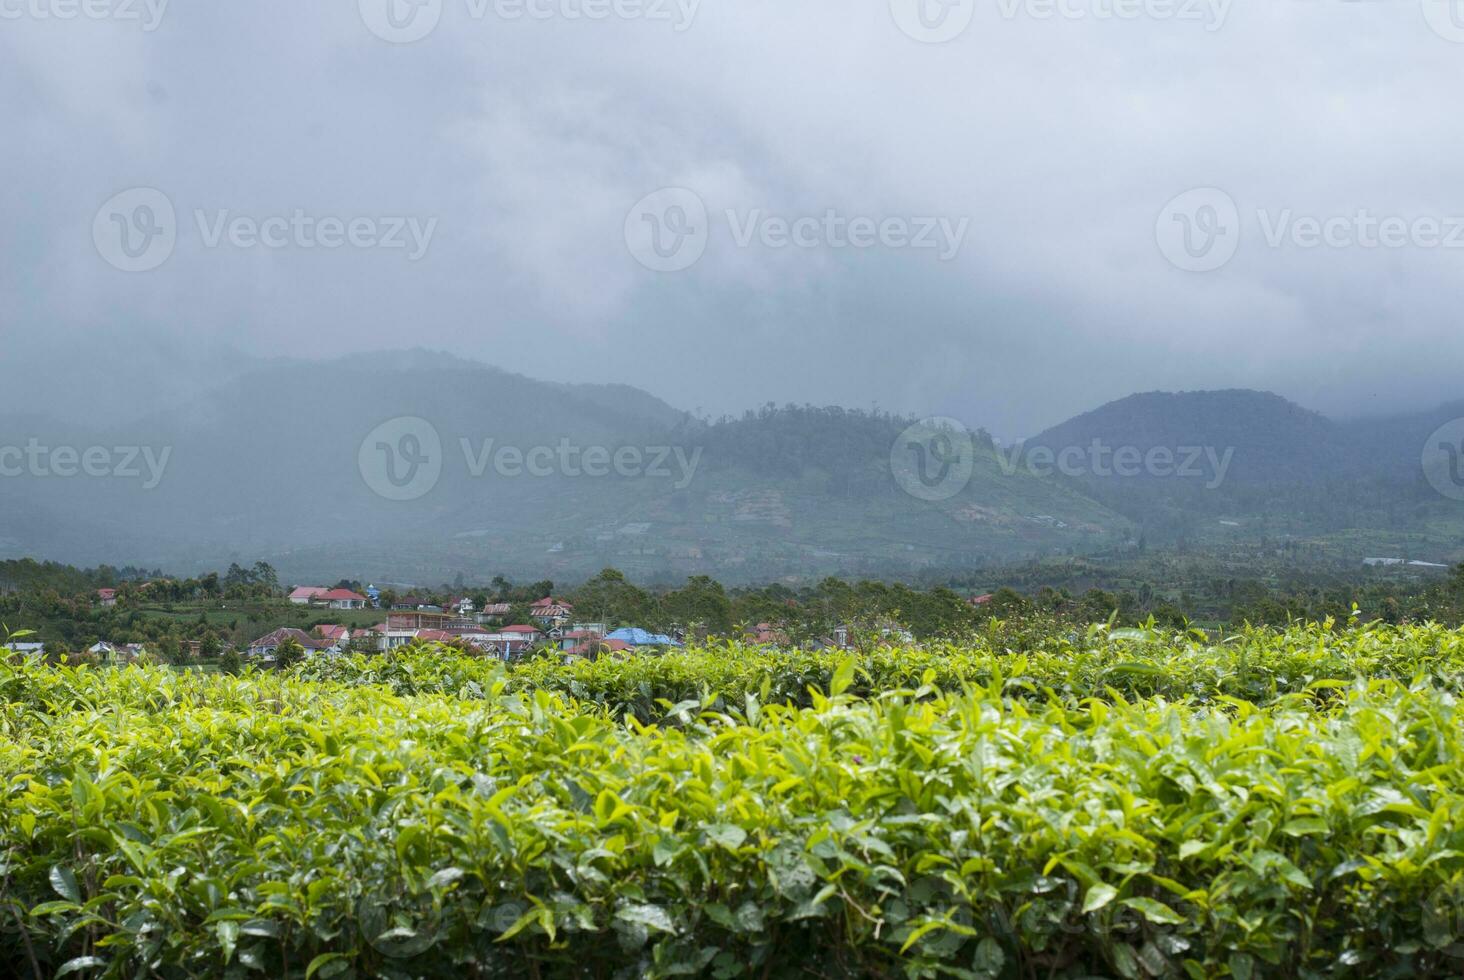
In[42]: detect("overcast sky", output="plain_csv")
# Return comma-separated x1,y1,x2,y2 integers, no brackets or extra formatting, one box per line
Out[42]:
3,0,1462,438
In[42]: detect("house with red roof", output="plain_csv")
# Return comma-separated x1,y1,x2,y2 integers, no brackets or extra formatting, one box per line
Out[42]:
316,589,369,610
312,625,352,648
96,588,117,608
287,587,369,609
748,622,789,646
563,637,631,661
530,598,574,629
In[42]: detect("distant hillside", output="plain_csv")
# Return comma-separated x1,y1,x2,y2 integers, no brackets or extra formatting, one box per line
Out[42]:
1026,389,1464,553
1342,399,1464,481
1030,390,1345,485
0,355,1134,584
5,362,1462,580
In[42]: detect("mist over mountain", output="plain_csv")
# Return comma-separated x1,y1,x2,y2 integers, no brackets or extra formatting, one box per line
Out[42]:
1023,389,1462,553
1,353,1461,582
0,353,1126,583
1028,389,1460,488
1030,391,1343,483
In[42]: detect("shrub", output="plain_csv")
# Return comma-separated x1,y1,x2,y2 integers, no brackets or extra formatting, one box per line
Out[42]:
3,626,1464,977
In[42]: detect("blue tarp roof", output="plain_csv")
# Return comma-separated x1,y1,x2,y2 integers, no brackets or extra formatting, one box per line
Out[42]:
606,627,680,647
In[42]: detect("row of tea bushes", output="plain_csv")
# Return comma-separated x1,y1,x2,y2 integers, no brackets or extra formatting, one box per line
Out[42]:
3,655,1464,976
293,620,1464,720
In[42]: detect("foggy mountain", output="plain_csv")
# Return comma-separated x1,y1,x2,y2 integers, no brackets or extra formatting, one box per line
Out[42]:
2,353,1461,582
0,351,1125,582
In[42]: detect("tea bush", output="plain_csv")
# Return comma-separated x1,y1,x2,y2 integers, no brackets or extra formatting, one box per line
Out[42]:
298,620,1464,719
4,626,1464,977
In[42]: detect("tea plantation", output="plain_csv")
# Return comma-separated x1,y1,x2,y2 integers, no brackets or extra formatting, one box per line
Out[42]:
4,623,1464,977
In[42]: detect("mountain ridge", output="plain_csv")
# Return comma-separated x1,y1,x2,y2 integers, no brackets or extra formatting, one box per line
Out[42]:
2,354,1461,581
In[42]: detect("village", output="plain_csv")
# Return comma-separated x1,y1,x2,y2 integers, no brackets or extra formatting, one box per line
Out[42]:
0,580,936,668
251,585,933,665
246,588,681,664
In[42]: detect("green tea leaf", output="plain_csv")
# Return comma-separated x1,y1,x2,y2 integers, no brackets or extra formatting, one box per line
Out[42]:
306,952,351,979
55,957,106,977
1083,883,1119,913
49,865,81,903
1121,897,1184,925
